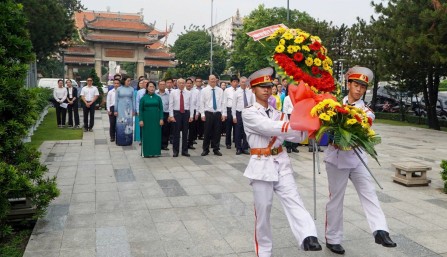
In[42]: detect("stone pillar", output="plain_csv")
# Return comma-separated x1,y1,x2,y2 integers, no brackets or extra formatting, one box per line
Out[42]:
137,61,144,78
95,60,102,81
67,67,74,79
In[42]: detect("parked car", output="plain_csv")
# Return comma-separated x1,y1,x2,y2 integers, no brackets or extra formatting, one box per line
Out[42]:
37,78,78,89
415,97,447,120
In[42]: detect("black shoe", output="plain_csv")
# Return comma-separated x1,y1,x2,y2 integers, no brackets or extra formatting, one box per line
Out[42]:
161,147,169,151
84,128,88,132
188,145,196,150
110,138,115,142
213,150,222,156
326,243,345,254
302,236,322,251
374,230,397,247
308,148,314,152
318,147,324,152
88,128,93,132
201,150,209,156
236,149,242,155
242,149,250,155
292,147,299,153
193,140,197,144
287,148,292,153
198,136,204,140
226,145,231,149
182,153,190,157
173,152,179,157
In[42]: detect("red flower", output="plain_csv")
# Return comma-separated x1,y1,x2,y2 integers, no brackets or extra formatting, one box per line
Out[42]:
293,52,304,62
317,52,326,61
311,66,320,75
367,116,373,126
309,41,322,51
354,114,362,123
335,106,349,114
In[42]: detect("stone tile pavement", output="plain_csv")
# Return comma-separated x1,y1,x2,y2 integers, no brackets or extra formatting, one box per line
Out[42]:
24,110,447,257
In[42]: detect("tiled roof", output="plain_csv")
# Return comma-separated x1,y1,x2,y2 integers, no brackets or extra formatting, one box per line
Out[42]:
145,49,174,59
75,11,141,30
64,56,95,64
84,34,155,44
85,17,152,32
65,45,95,56
145,59,176,68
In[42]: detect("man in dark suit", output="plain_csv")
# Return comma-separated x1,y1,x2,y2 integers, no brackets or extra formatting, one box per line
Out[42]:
65,80,80,128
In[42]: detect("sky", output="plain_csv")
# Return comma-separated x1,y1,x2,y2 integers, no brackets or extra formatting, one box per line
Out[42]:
80,0,377,45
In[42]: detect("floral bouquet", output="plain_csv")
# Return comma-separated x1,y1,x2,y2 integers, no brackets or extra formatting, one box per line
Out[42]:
311,98,381,163
261,27,381,162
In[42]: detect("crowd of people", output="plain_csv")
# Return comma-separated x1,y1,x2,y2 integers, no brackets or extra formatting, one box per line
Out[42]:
102,72,308,158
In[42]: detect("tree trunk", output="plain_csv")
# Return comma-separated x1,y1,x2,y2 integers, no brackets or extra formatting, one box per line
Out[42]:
426,68,440,130
371,67,379,112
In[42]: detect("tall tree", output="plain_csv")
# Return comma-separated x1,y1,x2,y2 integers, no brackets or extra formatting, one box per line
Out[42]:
372,0,447,129
170,25,227,78
18,0,80,61
229,5,338,76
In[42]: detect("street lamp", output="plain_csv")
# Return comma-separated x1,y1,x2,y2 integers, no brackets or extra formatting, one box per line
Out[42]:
287,0,290,22
210,0,214,75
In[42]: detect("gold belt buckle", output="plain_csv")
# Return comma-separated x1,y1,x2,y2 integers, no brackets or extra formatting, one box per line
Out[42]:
271,148,278,155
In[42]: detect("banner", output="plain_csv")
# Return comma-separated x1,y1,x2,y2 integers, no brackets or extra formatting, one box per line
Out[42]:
246,24,289,41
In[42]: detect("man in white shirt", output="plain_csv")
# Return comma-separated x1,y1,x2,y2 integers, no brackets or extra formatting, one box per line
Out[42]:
194,77,205,140
186,78,199,150
232,76,252,155
80,76,99,132
199,75,226,156
169,78,193,157
106,79,120,142
324,66,396,254
65,79,80,128
242,67,321,256
223,75,238,149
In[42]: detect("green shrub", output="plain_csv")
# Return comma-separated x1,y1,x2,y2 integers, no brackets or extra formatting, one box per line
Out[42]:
374,112,402,121
0,0,59,238
441,160,447,193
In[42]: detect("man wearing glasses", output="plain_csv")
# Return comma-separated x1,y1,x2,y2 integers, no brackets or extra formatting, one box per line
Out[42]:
80,77,99,132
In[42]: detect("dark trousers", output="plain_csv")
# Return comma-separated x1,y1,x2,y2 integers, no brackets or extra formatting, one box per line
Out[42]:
235,111,249,150
188,110,197,146
108,106,116,139
225,107,235,147
67,98,79,126
55,102,66,126
82,102,95,129
173,110,190,154
197,113,204,138
203,111,222,152
161,112,170,148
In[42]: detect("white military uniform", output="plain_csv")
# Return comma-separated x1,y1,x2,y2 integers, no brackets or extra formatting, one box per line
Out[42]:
242,101,318,257
324,96,389,245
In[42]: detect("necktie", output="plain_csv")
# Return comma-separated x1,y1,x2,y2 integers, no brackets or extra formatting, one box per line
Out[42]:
180,90,185,113
243,89,248,107
168,89,171,94
212,89,217,111
265,109,270,118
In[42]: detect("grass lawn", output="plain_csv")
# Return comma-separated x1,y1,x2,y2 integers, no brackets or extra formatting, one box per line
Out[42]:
375,118,447,132
27,107,83,148
0,223,35,257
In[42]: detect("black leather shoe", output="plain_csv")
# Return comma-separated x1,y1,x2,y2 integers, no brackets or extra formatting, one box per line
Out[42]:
201,150,209,156
198,136,204,140
374,230,397,247
213,150,222,156
188,145,196,150
236,149,242,155
193,140,197,144
302,236,322,251
182,153,190,157
110,138,115,142
242,149,250,155
292,147,299,153
287,148,292,153
326,243,345,254
161,147,169,151
226,145,231,149
173,152,179,157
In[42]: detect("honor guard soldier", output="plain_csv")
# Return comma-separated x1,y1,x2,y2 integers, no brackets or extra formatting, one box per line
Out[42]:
324,66,397,254
242,67,322,257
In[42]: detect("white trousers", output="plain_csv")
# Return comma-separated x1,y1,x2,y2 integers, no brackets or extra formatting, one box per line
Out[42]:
251,173,318,257
325,162,389,244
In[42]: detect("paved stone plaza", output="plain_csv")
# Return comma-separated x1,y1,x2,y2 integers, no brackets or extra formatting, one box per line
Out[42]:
24,110,447,257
